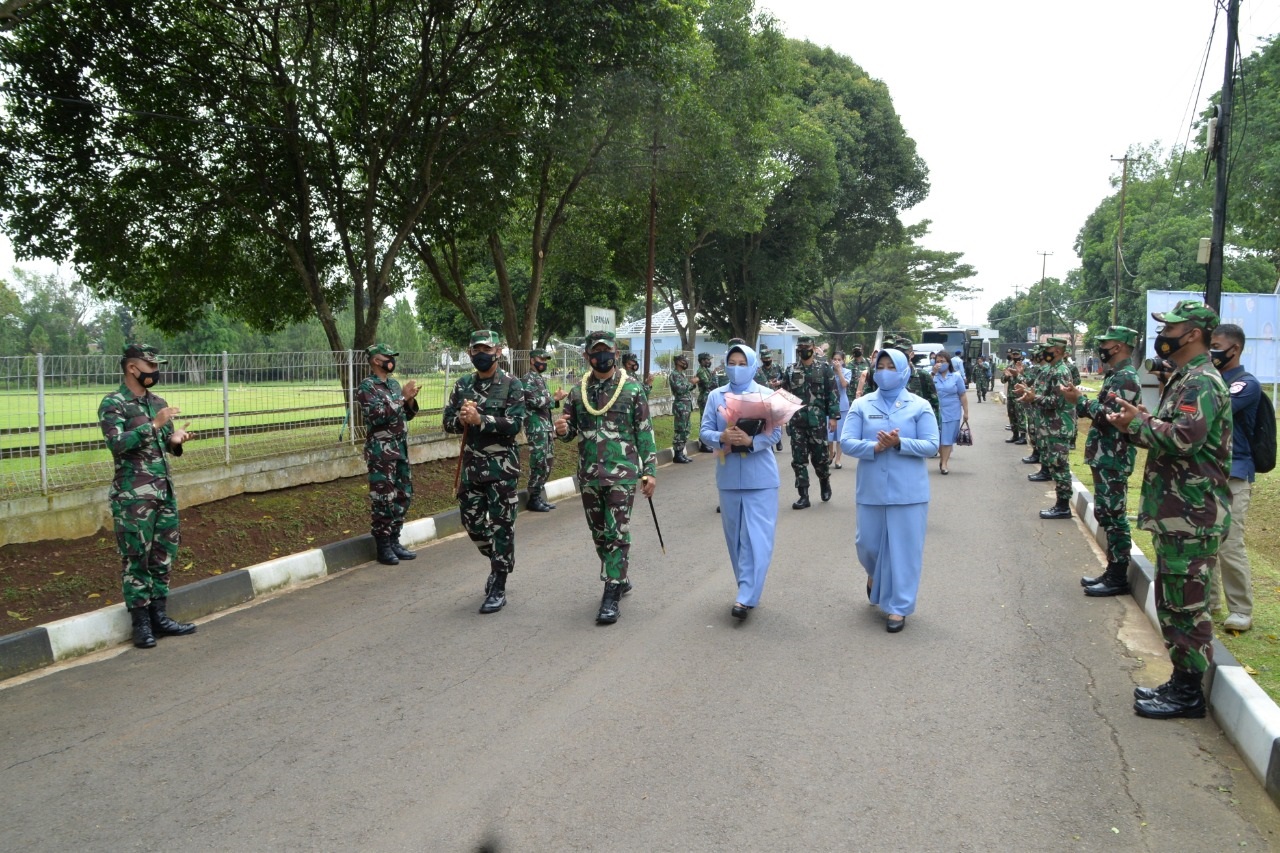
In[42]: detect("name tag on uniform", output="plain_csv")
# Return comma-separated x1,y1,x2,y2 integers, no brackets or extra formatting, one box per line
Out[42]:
867,414,887,419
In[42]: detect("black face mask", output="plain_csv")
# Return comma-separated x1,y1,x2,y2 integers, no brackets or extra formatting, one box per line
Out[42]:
471,352,496,372
1098,346,1121,365
1209,346,1236,370
1154,329,1193,358
798,348,814,360
1044,352,1056,363
381,359,396,374
762,359,772,367
135,368,160,388
589,351,616,373
532,361,548,373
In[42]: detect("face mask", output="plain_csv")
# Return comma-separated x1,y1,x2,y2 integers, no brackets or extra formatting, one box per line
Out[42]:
798,348,814,360
726,365,754,387
875,368,903,391
936,362,948,373
1209,347,1235,370
1098,347,1117,364
135,368,160,388
533,361,547,373
589,351,616,372
470,352,496,372
1154,329,1192,358
762,359,772,367
382,359,396,374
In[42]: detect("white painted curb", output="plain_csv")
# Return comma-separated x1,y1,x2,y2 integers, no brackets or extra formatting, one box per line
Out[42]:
247,549,328,595
543,476,577,503
46,604,130,660
400,518,437,549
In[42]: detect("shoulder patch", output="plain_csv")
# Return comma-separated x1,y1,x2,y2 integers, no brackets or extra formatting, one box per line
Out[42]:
1178,402,1198,415
1230,381,1248,395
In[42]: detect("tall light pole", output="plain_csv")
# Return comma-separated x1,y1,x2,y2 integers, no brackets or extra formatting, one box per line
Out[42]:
1036,250,1053,340
1206,0,1239,314
1110,155,1131,326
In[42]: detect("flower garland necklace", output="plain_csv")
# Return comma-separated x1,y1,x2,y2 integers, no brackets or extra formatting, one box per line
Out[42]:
580,367,629,417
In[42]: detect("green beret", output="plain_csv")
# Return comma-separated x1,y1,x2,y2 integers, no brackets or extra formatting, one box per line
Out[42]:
469,330,500,347
1096,326,1138,347
122,344,167,365
1152,299,1219,330
366,343,398,359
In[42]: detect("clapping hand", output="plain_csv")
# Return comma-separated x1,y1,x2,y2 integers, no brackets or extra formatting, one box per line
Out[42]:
402,379,419,400
1106,396,1147,430
152,405,180,430
874,428,900,452
554,409,571,436
170,421,195,445
553,387,569,402
1060,383,1081,404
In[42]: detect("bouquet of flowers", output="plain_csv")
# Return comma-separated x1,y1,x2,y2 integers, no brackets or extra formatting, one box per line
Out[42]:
715,389,804,460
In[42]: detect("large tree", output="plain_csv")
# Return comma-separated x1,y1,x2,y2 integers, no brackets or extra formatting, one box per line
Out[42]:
0,0,676,355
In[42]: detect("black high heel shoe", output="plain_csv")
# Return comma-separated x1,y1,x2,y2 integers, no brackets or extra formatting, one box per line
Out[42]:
732,603,749,620
886,616,906,633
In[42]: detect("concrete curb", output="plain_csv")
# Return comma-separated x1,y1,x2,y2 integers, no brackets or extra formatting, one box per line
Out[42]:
1071,477,1280,806
0,469,584,683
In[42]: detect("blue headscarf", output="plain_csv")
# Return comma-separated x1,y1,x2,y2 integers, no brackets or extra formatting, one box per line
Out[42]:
726,344,759,393
876,348,911,404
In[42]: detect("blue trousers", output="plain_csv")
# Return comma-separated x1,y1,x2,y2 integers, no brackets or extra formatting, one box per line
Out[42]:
856,502,929,617
719,488,778,607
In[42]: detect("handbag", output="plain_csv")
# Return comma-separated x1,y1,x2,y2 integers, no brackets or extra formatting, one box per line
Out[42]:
956,419,973,446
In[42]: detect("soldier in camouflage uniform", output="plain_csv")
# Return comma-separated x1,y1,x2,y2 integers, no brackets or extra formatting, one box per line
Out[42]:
555,330,658,624
1020,347,1045,470
99,344,197,649
973,357,991,402
444,330,526,614
848,346,870,390
755,347,785,452
694,352,716,452
670,353,695,463
522,347,567,512
357,343,421,566
785,335,840,509
1017,337,1075,519
1002,349,1026,444
1062,327,1143,596
1108,300,1231,719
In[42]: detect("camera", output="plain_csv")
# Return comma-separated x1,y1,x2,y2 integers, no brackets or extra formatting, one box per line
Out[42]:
1143,356,1175,375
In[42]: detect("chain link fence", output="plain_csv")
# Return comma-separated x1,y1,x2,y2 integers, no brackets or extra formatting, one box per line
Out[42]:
0,347,690,500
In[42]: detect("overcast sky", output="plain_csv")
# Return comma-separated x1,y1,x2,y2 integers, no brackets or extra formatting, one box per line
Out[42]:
765,0,1280,328
5,1,1280,331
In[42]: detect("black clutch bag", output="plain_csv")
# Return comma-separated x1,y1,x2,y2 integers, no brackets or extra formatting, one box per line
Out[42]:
730,418,766,453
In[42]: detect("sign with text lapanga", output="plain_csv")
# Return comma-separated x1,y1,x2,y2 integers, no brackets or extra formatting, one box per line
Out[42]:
1146,290,1279,383
584,305,616,335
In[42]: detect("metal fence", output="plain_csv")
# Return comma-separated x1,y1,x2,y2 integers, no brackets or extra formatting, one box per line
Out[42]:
0,348,692,500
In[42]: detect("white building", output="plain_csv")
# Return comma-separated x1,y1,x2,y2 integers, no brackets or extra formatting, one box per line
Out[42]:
615,304,821,371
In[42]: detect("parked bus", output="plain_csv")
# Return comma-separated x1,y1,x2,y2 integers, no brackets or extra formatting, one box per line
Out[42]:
920,326,1000,382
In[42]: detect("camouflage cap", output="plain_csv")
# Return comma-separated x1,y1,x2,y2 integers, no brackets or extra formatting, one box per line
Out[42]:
365,343,398,359
122,343,167,365
1152,299,1219,330
797,336,815,345
673,352,690,363
1045,336,1068,348
758,346,772,357
469,329,500,348
896,336,914,349
620,350,638,364
530,348,550,359
697,351,711,360
585,329,616,349
1097,325,1138,347
727,337,747,346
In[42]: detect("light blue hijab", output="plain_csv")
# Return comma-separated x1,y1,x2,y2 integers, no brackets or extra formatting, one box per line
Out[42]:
876,348,911,405
726,344,759,393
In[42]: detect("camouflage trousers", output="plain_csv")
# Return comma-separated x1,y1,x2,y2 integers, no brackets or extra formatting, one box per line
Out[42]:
672,398,693,449
1153,534,1217,675
976,378,989,399
1091,466,1132,566
788,417,830,489
365,439,412,538
1041,439,1073,502
459,478,518,574
581,482,636,581
1005,393,1019,431
112,492,180,609
526,426,554,493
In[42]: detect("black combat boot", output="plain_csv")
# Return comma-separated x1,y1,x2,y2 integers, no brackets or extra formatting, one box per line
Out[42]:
130,606,156,649
596,580,623,624
1081,562,1113,587
673,447,692,464
1027,468,1051,482
480,570,507,614
699,441,714,453
1134,679,1173,701
526,488,553,512
819,477,832,502
390,527,417,560
1039,499,1072,520
1005,431,1020,443
1084,561,1130,597
1134,669,1206,719
148,596,196,636
1013,436,1027,445
792,487,811,510
375,535,400,565
1021,451,1040,464
539,491,557,510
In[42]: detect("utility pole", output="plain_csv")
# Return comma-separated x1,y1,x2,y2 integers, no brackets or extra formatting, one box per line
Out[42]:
1037,250,1053,341
1206,0,1239,314
643,130,663,382
1110,155,1132,326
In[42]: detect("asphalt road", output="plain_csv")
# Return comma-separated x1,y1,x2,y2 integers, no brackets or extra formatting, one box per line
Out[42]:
2,398,1278,851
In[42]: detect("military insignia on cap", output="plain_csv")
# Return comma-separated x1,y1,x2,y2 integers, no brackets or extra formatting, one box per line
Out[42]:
470,329,500,347
365,342,399,358
122,344,168,365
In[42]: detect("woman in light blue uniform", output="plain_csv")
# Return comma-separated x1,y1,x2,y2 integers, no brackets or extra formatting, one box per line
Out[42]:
700,344,785,620
931,351,969,475
827,351,853,469
840,348,939,632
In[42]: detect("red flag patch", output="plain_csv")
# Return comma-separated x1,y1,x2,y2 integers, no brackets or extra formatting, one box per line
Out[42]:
1178,402,1197,415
